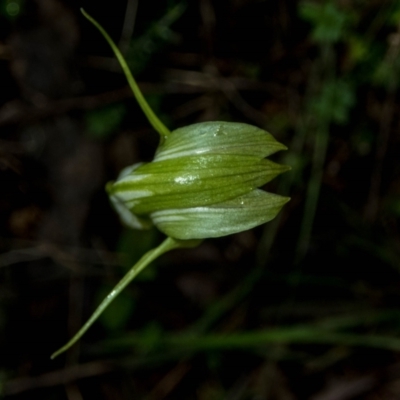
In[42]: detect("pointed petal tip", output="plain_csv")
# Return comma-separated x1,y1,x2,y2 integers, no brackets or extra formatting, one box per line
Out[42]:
283,164,292,172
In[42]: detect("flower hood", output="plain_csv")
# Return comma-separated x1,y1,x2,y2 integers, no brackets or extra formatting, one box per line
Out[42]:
107,121,290,240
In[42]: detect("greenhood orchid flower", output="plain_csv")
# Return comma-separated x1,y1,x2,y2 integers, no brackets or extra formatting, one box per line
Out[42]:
107,121,290,240
50,9,291,360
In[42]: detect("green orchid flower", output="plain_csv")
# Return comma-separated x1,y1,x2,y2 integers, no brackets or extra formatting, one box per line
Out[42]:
51,9,290,359
107,121,290,240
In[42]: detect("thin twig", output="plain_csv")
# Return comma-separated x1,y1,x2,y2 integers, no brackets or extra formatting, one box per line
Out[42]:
118,0,138,55
2,361,112,396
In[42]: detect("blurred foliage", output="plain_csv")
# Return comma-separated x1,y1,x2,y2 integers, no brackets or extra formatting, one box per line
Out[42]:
308,79,355,124
126,2,186,75
299,1,350,43
85,103,126,139
0,0,24,19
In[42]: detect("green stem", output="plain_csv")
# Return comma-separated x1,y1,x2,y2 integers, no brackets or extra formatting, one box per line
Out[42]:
51,237,200,359
295,119,329,260
169,330,400,352
80,8,171,140
103,327,400,353
295,45,335,262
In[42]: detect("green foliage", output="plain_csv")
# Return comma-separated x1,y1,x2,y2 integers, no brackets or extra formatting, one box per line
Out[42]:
351,128,374,156
373,55,400,89
309,80,355,124
85,103,126,140
0,0,24,19
388,1,400,26
299,1,349,43
138,322,164,354
347,35,369,63
127,3,186,75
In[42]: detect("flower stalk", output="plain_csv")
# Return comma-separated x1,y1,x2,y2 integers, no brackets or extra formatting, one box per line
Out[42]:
80,8,170,140
51,237,200,359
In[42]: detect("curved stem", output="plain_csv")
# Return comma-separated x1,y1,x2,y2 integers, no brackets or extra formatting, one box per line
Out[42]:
51,237,201,359
81,8,171,140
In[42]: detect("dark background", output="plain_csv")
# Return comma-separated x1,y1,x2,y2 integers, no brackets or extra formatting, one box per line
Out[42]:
1,0,400,398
